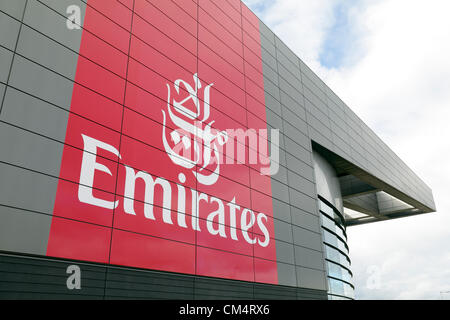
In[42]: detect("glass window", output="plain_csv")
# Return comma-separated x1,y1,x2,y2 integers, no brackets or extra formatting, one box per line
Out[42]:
328,278,345,296
324,244,350,269
319,200,334,216
318,199,354,300
321,213,336,231
322,229,349,254
326,261,352,284
321,213,347,242
328,278,354,299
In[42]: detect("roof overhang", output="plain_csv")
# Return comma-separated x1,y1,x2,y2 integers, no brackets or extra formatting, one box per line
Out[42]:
312,142,436,227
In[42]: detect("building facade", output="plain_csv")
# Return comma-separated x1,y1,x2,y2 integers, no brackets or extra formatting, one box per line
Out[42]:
0,0,435,299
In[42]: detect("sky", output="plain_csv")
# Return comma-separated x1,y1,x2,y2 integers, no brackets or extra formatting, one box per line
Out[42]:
243,0,450,299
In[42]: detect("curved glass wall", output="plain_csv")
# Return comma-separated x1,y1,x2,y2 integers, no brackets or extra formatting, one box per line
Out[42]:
319,198,355,300
313,150,354,300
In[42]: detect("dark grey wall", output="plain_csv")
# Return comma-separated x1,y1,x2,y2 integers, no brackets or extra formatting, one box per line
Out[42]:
0,252,327,300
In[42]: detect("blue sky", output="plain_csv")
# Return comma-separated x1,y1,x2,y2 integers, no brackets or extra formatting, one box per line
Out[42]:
319,1,360,68
244,0,365,69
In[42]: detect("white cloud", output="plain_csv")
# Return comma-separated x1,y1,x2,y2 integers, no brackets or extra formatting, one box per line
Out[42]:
244,0,450,299
324,1,450,299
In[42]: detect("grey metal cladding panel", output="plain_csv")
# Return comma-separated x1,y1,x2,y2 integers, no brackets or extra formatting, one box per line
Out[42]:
308,120,333,148
283,121,311,151
277,61,301,90
262,60,278,86
0,0,27,20
16,25,79,80
304,87,329,120
348,126,364,152
326,85,346,109
296,287,327,300
289,188,317,215
294,246,324,270
266,107,283,131
346,114,362,137
349,142,368,170
0,46,13,83
302,74,327,105
271,179,290,203
328,98,347,123
274,37,299,67
259,20,275,44
37,0,77,11
308,112,332,141
0,162,58,214
107,271,194,300
272,163,288,185
278,77,303,104
194,278,253,299
0,83,5,103
23,0,85,52
284,136,313,166
107,277,195,299
285,153,314,182
274,219,293,243
307,107,331,139
0,122,64,177
276,262,297,287
330,116,349,141
8,55,74,110
292,225,322,252
332,134,352,160
272,198,291,223
264,90,282,115
329,109,349,135
290,207,320,233
270,136,287,167
263,75,280,101
0,87,69,141
106,289,193,300
276,52,301,81
280,90,306,121
296,266,327,291
0,11,21,50
282,105,308,135
0,206,51,256
299,60,326,93
287,170,316,197
253,285,297,299
275,240,295,264
261,46,277,71
346,108,364,131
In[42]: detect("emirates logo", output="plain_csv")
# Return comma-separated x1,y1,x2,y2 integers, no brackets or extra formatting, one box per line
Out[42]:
162,73,228,186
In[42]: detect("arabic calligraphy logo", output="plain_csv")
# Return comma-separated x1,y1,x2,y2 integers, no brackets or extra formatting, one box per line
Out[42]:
162,73,228,186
